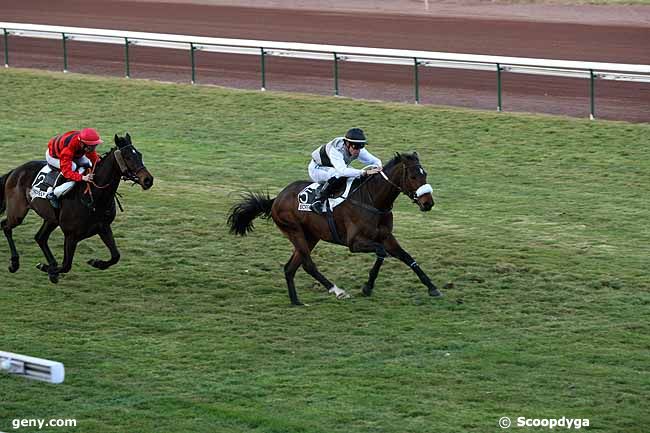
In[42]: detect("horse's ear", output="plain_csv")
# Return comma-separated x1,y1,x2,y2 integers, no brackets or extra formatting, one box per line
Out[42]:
413,151,419,159
114,134,119,145
126,132,131,144
395,152,401,160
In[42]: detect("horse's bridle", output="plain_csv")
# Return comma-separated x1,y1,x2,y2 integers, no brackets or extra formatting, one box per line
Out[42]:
379,162,433,203
346,161,433,214
114,145,146,183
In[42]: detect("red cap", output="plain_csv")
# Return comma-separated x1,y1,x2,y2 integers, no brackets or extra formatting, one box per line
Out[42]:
79,128,103,146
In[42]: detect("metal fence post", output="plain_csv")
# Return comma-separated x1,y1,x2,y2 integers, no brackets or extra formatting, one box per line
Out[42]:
124,37,130,78
62,33,68,73
414,58,420,104
190,43,196,84
260,47,266,91
589,69,595,120
334,52,339,96
3,28,8,67
497,63,502,112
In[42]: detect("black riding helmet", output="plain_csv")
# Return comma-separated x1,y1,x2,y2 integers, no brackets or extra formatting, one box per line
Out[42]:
344,128,367,149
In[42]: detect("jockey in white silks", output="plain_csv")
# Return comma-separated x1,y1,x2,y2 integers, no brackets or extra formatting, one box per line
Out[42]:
308,128,382,215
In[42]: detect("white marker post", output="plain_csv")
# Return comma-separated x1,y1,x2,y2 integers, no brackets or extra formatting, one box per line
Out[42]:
0,351,65,384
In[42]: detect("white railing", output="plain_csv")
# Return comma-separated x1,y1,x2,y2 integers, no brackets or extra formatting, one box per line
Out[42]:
2,22,650,119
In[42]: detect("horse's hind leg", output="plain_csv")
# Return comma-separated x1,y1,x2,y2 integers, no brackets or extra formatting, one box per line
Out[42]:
299,235,336,292
1,199,30,273
283,231,337,305
284,250,304,306
1,218,20,273
34,220,59,274
289,232,344,301
87,225,120,270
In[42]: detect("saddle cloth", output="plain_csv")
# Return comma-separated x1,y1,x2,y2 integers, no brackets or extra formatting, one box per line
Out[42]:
297,178,354,212
30,165,62,200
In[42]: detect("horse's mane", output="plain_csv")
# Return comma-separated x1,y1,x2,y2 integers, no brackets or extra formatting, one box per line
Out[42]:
382,152,419,171
351,152,419,194
100,147,116,160
95,147,118,169
98,135,132,165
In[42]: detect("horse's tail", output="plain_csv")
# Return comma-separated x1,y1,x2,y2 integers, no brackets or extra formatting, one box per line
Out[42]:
227,191,275,236
0,170,11,215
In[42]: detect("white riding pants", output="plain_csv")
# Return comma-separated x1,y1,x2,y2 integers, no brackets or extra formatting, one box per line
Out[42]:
308,160,337,183
45,151,90,197
46,150,91,172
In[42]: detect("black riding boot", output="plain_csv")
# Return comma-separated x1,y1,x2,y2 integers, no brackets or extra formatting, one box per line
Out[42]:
310,178,337,215
45,191,60,209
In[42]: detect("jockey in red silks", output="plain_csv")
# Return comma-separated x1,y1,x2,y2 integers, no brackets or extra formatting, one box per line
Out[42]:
44,128,103,208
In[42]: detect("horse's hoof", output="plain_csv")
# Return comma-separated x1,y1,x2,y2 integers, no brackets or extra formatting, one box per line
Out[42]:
9,259,19,273
37,263,49,273
429,288,443,297
87,259,107,269
328,285,351,300
48,272,59,284
361,285,373,297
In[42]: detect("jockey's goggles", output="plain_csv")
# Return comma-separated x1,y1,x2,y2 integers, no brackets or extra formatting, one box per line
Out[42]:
346,140,366,150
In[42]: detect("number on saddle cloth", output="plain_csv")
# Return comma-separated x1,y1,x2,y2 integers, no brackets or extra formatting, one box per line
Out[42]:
297,177,355,212
29,165,63,200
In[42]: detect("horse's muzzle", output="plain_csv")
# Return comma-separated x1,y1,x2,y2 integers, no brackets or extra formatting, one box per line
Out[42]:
417,194,434,212
137,169,154,190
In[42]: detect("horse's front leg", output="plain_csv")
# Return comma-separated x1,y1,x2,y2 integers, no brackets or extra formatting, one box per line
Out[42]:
362,248,387,297
88,225,120,270
34,220,59,274
383,235,442,297
349,238,386,297
48,235,79,284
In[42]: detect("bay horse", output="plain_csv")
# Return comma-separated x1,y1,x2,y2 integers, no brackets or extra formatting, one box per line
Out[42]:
0,133,154,283
227,152,442,305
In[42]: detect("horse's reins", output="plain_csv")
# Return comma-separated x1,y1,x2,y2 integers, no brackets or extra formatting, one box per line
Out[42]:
360,163,428,202
346,163,408,214
82,166,108,200
82,145,144,211
346,170,390,214
329,160,433,215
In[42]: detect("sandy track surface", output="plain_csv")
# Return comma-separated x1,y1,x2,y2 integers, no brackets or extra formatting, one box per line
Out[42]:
3,0,649,121
130,0,650,26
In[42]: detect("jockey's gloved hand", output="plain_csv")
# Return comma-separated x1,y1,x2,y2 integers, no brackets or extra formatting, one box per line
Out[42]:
363,167,382,176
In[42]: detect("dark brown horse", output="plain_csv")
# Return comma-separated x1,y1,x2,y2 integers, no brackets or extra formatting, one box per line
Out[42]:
0,133,154,283
228,152,442,305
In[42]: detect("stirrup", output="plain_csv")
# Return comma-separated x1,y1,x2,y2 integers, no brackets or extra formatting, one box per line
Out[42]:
45,192,60,209
310,200,325,215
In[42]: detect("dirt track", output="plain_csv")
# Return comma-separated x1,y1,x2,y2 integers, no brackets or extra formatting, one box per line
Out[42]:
2,0,650,122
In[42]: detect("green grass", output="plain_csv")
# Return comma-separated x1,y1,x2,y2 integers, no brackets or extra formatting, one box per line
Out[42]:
0,69,649,432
